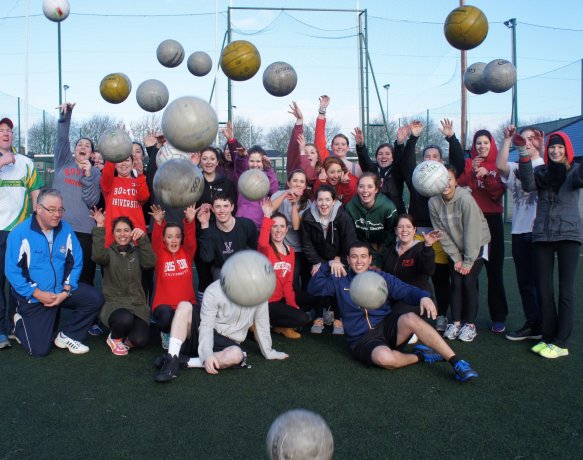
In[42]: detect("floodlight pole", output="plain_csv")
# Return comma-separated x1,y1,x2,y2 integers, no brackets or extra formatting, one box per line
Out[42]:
58,22,63,106
383,84,390,128
227,7,232,123
505,18,518,126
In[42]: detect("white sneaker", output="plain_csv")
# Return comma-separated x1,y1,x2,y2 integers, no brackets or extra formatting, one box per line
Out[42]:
458,324,477,342
443,323,461,340
54,332,89,354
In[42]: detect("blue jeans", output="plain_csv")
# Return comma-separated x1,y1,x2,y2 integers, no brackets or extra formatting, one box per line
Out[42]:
511,233,541,325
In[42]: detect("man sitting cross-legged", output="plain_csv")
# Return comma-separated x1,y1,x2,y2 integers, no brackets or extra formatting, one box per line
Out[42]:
308,241,478,382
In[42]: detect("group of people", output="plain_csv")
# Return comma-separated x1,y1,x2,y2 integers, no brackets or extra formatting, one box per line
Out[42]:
0,94,581,384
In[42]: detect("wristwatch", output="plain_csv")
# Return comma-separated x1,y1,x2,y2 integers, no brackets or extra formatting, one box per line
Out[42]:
63,288,72,298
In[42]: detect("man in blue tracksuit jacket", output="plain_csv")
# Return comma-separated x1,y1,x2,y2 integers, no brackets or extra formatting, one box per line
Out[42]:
5,188,104,356
308,241,479,382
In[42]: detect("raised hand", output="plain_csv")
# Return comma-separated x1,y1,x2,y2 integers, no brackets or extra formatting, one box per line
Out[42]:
184,205,197,223
503,125,516,139
144,129,157,148
288,101,303,123
222,121,234,140
421,229,442,246
297,133,306,154
260,197,273,217
133,156,144,175
532,129,545,153
190,151,201,166
352,127,364,146
57,102,76,115
396,125,410,144
409,120,424,137
262,155,272,170
319,95,330,112
90,207,105,227
197,203,212,227
439,119,454,138
148,204,165,224
235,146,247,158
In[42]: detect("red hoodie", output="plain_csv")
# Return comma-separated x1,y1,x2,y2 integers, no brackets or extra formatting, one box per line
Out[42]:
151,219,197,310
457,130,506,214
544,131,575,165
257,217,298,308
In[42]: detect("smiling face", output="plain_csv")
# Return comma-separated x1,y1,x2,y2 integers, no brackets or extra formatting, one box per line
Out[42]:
132,143,144,162
115,157,133,177
357,176,378,208
248,152,263,169
288,171,307,193
223,145,232,162
395,217,415,244
74,138,93,162
474,135,491,159
376,146,393,168
442,170,457,201
212,198,235,224
270,216,288,244
92,152,104,171
163,225,182,254
200,149,218,175
548,143,566,164
36,194,64,231
331,135,349,159
113,221,133,246
325,163,343,185
348,246,372,274
316,190,334,217
0,122,13,152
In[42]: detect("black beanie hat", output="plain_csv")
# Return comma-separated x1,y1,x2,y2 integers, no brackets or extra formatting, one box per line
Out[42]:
548,135,565,147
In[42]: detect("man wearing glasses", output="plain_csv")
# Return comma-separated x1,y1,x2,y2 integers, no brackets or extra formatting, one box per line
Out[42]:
5,188,104,356
0,117,44,349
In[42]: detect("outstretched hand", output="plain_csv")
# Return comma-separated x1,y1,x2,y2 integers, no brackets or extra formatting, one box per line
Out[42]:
409,120,423,137
503,125,516,139
396,125,410,144
288,101,303,123
90,207,105,227
260,197,273,217
352,127,364,146
148,204,165,224
57,102,76,115
439,119,454,138
222,121,234,140
319,95,330,111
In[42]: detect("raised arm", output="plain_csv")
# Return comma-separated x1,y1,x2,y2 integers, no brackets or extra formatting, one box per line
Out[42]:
442,118,465,176
54,103,75,169
353,127,376,173
515,134,537,192
496,125,515,179
314,95,330,161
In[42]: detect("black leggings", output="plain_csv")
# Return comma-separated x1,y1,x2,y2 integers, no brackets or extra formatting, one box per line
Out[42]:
153,305,175,333
108,308,150,347
268,301,309,329
484,214,508,322
535,241,580,348
75,231,96,286
449,257,485,324
432,262,451,317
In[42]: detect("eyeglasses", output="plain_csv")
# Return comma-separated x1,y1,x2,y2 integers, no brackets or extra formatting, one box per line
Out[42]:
93,161,104,165
38,204,65,215
0,129,13,134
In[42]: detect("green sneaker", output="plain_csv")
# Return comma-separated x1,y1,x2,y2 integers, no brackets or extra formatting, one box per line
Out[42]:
530,341,547,354
539,344,569,359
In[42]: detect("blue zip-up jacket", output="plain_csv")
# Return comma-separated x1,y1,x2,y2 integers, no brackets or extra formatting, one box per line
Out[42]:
308,263,430,347
5,214,82,303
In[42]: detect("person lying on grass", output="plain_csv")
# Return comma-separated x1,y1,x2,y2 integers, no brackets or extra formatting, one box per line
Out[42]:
307,241,478,382
154,278,288,383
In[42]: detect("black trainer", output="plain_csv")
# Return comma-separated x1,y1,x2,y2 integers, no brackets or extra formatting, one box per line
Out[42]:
155,353,181,383
154,353,189,370
505,323,542,341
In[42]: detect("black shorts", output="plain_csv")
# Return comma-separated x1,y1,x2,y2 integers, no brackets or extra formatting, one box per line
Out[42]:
351,312,404,366
181,305,243,357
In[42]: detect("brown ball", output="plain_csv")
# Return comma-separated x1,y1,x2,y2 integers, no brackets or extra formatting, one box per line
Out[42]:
444,5,488,51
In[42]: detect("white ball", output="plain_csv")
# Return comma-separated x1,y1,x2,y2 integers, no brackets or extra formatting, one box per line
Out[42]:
350,271,388,310
42,0,70,22
136,79,169,113
483,59,517,93
412,160,449,197
153,160,204,209
161,96,218,153
97,128,133,163
238,169,270,201
156,143,191,168
266,409,334,460
220,250,276,306
187,51,213,77
156,39,185,68
463,62,488,95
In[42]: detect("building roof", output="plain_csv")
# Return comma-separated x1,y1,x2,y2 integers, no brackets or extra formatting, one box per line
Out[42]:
509,115,583,162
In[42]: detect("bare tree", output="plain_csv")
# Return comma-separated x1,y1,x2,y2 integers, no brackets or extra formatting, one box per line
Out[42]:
130,114,162,145
232,117,264,148
26,116,59,155
78,114,122,146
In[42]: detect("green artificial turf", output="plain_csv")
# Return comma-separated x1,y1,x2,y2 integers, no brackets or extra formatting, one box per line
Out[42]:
1,236,582,459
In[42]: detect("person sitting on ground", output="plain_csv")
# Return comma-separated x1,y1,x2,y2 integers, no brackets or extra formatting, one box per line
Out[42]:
258,199,310,339
90,210,156,355
149,204,198,350
307,241,478,382
5,188,104,357
154,277,289,383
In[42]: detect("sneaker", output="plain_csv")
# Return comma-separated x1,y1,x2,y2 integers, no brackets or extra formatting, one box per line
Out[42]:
154,353,190,369
273,327,301,339
54,332,89,354
332,319,344,335
539,344,569,359
443,323,461,340
311,318,324,334
160,332,170,350
530,341,548,354
435,315,448,332
0,333,11,349
155,353,181,383
454,360,479,382
458,324,477,342
106,334,129,356
323,309,334,326
505,323,542,341
413,344,444,364
407,333,418,345
88,323,104,336
491,322,506,333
